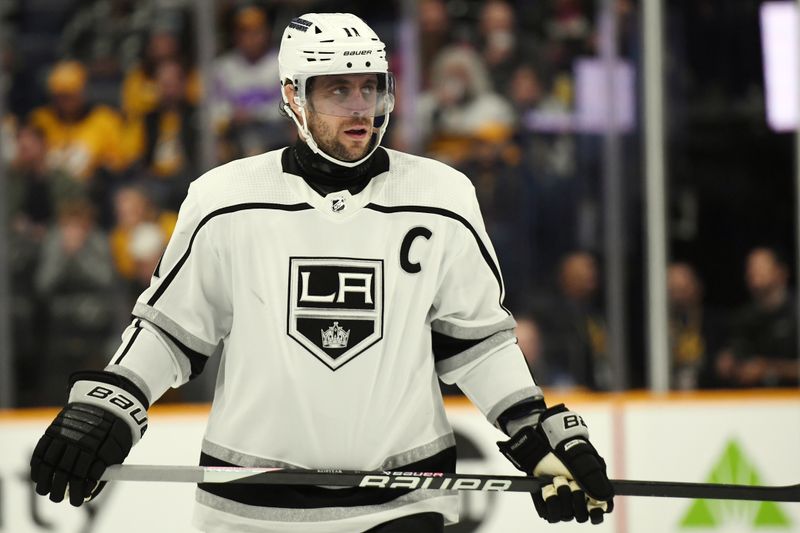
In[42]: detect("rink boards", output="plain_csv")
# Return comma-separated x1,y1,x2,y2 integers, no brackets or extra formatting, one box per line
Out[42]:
1,390,799,533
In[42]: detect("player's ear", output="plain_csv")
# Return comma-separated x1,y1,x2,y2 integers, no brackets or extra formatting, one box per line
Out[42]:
283,83,301,117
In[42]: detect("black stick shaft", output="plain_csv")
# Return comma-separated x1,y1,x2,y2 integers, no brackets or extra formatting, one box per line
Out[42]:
613,479,800,502
101,465,800,502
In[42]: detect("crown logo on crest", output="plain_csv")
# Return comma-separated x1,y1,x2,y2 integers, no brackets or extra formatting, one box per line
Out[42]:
321,321,350,348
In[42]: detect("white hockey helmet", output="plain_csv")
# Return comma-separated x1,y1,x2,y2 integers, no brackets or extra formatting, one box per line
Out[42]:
278,13,395,167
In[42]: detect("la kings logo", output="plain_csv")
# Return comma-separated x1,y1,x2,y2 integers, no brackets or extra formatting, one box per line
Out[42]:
288,257,383,370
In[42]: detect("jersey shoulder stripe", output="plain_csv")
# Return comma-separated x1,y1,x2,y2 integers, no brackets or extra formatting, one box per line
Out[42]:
379,150,508,313
365,203,508,315
147,201,313,306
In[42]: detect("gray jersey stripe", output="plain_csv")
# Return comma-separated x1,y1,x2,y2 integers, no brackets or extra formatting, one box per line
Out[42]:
133,303,218,356
431,316,516,340
202,434,456,472
201,440,305,469
380,433,456,469
435,329,516,376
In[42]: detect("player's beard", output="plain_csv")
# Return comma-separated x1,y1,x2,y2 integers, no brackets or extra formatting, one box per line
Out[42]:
307,113,373,163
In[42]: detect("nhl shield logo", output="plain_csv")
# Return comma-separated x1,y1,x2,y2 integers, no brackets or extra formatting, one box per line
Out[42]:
288,257,383,370
331,196,346,213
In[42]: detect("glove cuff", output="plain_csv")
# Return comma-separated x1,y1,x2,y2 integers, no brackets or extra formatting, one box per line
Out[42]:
538,404,590,450
497,425,549,474
68,372,149,445
69,370,151,409
495,396,547,436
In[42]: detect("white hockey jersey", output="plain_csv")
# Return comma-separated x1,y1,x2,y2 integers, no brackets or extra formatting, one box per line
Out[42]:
106,146,541,532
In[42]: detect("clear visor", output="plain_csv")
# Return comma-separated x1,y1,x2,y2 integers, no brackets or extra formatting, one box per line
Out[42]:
305,72,395,118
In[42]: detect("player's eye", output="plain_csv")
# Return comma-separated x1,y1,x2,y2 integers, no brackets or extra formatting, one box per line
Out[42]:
331,86,351,98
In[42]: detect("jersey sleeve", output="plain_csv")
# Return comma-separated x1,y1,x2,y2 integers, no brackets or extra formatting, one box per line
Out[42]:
431,186,541,424
105,182,233,402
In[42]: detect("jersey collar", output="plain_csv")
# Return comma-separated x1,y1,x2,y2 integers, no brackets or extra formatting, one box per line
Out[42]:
281,140,390,196
281,146,390,222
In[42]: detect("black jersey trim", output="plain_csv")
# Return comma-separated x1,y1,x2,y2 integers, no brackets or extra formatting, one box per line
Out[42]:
112,319,142,365
147,202,313,306
364,203,509,315
197,446,456,509
431,330,489,362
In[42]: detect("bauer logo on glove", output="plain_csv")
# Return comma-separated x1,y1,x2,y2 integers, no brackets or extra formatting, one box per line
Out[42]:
30,371,150,506
497,403,615,525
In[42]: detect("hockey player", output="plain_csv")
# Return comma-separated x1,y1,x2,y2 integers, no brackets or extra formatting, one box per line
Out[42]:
30,13,614,532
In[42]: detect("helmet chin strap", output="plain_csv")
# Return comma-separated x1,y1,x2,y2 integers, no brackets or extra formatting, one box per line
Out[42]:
284,100,389,169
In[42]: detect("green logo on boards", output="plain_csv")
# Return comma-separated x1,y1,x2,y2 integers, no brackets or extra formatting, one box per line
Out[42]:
680,440,791,528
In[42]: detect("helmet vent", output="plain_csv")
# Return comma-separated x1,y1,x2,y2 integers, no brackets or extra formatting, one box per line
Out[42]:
289,18,312,32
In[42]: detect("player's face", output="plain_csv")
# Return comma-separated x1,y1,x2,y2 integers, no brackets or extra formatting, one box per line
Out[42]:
305,110,373,162
306,74,380,162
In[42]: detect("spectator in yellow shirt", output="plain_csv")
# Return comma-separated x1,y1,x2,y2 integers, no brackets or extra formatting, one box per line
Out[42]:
28,60,128,183
109,184,177,287
123,59,198,210
120,22,201,120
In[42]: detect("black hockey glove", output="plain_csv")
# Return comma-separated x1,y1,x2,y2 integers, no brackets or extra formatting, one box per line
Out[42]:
30,371,149,506
497,404,614,524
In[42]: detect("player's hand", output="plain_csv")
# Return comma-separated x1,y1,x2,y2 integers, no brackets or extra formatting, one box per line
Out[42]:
497,404,614,524
30,372,149,506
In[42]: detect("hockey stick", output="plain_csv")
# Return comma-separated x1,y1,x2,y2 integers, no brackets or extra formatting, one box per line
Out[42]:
101,465,800,502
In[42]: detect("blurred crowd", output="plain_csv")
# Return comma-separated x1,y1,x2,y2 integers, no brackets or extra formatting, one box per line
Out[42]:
519,246,799,391
1,0,797,406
